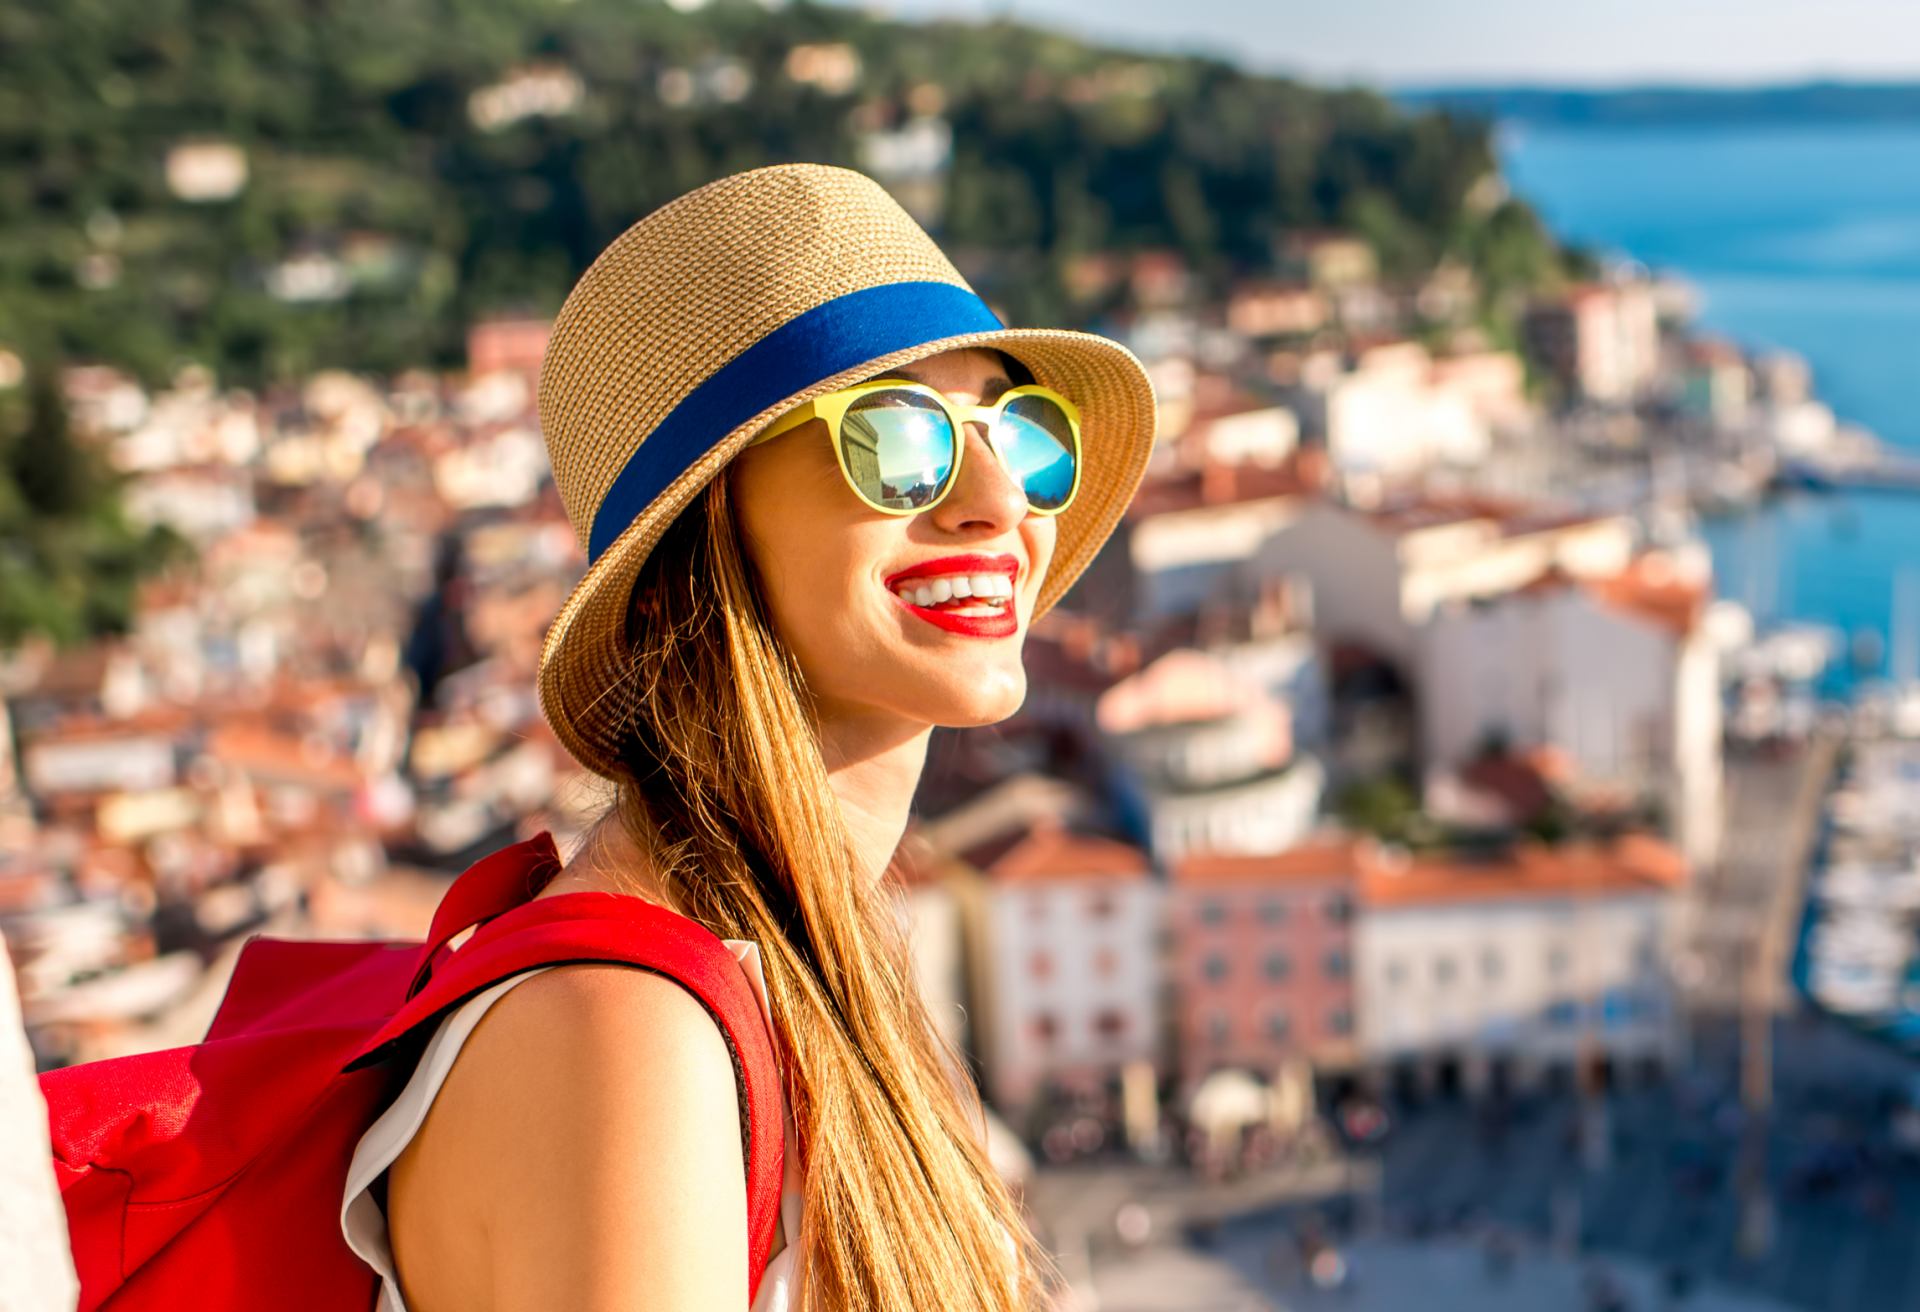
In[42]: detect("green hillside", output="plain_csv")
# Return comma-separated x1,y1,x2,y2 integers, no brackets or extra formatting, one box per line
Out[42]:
0,0,1580,385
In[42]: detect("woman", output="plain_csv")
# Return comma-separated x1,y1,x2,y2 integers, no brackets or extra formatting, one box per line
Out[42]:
341,164,1156,1311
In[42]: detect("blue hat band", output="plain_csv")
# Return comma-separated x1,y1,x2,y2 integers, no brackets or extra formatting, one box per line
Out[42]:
587,279,1005,563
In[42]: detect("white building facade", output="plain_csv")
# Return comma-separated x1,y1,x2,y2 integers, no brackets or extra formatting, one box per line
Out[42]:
966,828,1164,1121
1252,499,1637,671
1419,549,1724,868
1354,842,1685,1093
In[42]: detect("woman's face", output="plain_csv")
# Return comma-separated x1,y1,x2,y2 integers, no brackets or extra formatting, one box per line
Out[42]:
728,347,1057,731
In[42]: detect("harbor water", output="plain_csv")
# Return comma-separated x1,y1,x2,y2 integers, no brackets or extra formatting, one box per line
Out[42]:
1500,122,1920,693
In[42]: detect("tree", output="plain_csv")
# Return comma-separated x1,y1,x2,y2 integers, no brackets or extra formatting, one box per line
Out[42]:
0,359,190,646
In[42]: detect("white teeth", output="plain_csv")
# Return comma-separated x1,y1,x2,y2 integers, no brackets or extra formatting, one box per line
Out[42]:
892,570,1014,607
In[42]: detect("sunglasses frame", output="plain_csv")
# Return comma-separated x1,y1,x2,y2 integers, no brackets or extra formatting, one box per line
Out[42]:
748,378,1084,518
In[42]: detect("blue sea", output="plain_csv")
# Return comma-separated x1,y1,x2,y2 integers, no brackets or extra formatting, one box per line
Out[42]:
1498,122,1920,690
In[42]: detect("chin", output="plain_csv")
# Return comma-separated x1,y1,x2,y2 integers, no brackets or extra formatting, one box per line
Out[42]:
926,680,1028,728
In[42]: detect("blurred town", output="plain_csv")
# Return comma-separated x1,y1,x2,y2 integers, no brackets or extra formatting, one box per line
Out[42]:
8,9,1920,1312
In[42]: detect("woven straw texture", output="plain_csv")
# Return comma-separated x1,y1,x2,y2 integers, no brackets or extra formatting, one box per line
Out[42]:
536,164,1157,779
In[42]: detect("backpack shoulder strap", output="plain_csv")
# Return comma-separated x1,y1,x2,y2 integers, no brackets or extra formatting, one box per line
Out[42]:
346,890,787,1296
408,830,564,996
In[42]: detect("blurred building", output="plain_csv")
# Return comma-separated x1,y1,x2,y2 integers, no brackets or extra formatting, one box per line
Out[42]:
466,62,584,132
1225,281,1328,339
1277,231,1378,292
1421,545,1725,866
1354,834,1687,1096
1123,458,1319,622
957,820,1161,1122
1098,580,1336,868
1677,337,1752,428
1168,838,1362,1100
1251,494,1636,675
1523,279,1661,405
1095,638,1323,864
164,139,248,202
466,317,551,378
1297,340,1495,483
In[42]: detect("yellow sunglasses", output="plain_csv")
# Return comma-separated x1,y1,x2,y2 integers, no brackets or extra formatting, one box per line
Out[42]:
746,378,1083,517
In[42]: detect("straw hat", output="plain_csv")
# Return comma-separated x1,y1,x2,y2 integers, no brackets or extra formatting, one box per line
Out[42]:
536,163,1157,779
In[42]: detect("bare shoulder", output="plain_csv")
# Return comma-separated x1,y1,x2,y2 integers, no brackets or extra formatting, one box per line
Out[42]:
388,964,749,1312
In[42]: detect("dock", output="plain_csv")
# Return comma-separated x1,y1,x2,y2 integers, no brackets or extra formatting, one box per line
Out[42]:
1774,454,1920,495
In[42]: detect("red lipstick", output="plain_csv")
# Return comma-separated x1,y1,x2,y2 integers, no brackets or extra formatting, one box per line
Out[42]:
885,553,1022,638
883,553,1019,587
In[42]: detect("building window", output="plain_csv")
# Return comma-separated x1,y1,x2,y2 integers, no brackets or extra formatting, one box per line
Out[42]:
1094,946,1118,978
1601,988,1647,1024
1265,1009,1291,1040
1323,948,1350,980
1433,955,1457,986
1198,898,1229,927
1087,890,1118,919
1094,1009,1129,1040
1032,1012,1059,1045
1264,950,1292,982
1203,951,1230,983
1259,897,1288,926
1481,948,1503,981
1385,957,1407,987
1207,1011,1231,1045
1324,893,1354,924
1547,945,1570,978
1327,1008,1353,1035
1029,950,1054,981
1544,999,1578,1028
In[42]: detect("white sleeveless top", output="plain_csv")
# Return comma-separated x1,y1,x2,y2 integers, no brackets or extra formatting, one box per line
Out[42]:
339,940,805,1312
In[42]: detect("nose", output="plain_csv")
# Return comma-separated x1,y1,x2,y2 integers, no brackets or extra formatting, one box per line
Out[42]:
929,422,1025,532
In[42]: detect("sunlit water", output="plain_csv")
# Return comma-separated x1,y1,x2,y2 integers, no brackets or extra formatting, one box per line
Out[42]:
1500,122,1920,691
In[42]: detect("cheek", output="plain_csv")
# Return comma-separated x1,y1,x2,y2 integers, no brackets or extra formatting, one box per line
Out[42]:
726,456,1053,724
730,462,882,652
1025,518,1059,600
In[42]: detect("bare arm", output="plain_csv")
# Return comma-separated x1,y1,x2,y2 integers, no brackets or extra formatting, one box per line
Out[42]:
387,963,750,1312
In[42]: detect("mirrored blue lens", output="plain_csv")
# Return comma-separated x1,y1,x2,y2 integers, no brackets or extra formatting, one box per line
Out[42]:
997,395,1078,512
841,392,956,510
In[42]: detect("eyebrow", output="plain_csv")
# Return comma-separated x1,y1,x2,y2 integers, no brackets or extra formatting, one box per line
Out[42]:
866,368,1015,403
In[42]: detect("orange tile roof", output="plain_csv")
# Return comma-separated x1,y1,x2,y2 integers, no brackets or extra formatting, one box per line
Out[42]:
973,823,1151,883
135,574,199,610
203,722,364,792
1588,555,1710,637
1360,833,1685,908
1172,836,1364,886
1518,554,1709,638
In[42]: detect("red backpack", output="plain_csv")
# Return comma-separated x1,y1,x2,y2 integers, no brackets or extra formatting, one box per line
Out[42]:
37,830,786,1310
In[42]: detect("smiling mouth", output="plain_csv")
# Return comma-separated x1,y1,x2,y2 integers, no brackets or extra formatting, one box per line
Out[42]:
887,572,1016,617
882,553,1023,636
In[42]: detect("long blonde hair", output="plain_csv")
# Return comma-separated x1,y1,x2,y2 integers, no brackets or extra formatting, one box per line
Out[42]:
598,465,1057,1310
